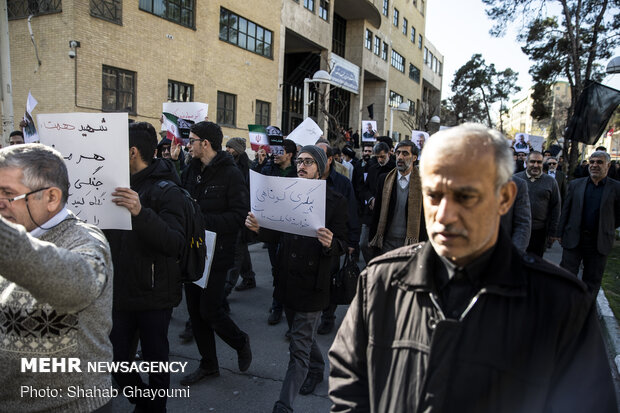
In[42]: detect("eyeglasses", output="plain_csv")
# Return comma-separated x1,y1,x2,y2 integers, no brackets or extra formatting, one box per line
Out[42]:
295,158,316,167
547,162,557,166
0,187,50,205
188,138,203,144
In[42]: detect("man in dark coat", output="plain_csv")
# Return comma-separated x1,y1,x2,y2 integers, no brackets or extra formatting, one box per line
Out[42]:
260,136,298,325
328,123,616,413
106,122,186,412
180,121,252,385
559,150,620,296
246,145,347,413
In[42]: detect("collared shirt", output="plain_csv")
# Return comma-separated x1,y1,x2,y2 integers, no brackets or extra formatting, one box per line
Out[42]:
30,207,70,239
548,170,556,179
582,176,607,234
398,171,410,189
434,244,496,319
525,171,541,182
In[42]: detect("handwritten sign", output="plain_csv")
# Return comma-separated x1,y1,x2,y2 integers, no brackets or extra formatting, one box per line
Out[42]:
286,118,323,147
162,102,208,124
37,112,131,230
250,170,326,237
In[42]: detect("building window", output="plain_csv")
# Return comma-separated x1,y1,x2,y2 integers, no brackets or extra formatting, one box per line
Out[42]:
418,34,423,49
382,42,388,61
428,52,434,67
411,26,416,43
382,0,388,16
319,0,329,20
8,0,61,19
391,50,405,73
217,91,236,127
408,99,415,115
255,100,270,125
90,0,121,24
374,36,381,55
393,8,398,26
304,0,314,12
102,66,136,114
139,0,194,28
220,8,273,58
402,18,407,35
438,61,442,76
389,90,403,108
365,29,372,50
168,80,193,102
413,0,417,6
424,47,428,64
409,64,420,83
332,13,346,57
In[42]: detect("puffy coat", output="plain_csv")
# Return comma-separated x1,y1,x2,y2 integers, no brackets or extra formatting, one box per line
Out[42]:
182,151,249,273
329,231,616,413
105,158,185,311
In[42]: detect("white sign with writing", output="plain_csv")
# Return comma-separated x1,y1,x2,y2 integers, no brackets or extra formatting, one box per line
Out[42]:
250,170,326,238
37,112,131,230
286,118,323,147
162,102,208,123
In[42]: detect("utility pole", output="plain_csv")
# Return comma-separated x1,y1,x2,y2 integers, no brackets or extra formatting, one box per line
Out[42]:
0,0,14,147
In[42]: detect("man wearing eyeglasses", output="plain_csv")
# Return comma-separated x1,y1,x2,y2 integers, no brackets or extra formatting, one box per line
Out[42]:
0,144,114,412
559,150,620,297
245,145,348,413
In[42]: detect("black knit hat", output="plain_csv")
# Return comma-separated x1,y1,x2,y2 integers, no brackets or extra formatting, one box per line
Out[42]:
298,145,327,178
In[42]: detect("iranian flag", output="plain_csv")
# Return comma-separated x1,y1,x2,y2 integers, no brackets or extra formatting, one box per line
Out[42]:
249,124,268,152
162,112,184,145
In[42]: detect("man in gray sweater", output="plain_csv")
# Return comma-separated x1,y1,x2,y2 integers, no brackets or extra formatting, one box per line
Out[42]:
514,151,561,257
0,144,114,412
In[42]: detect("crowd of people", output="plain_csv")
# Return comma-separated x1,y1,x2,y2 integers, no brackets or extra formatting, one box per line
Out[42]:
0,121,618,412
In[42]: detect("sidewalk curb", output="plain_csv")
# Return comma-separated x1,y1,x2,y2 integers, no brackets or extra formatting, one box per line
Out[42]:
597,289,620,375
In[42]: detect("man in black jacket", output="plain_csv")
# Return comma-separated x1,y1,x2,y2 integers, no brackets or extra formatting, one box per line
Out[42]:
559,150,620,297
329,123,616,412
106,122,186,412
180,121,252,385
247,145,348,413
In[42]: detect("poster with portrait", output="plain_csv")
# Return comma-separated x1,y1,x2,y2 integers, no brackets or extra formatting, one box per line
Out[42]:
361,120,377,142
513,133,530,153
411,130,430,153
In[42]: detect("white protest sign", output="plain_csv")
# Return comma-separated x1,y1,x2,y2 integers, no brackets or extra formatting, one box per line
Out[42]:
162,102,208,124
250,170,326,237
37,112,131,230
286,118,323,147
529,135,545,152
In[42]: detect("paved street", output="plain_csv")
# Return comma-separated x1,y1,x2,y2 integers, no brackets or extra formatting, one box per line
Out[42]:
111,242,342,412
110,241,620,412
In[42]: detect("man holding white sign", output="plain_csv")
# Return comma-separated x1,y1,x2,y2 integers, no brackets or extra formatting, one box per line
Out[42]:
246,145,347,413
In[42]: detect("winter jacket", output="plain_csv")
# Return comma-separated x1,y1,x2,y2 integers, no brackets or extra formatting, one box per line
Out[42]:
259,187,348,312
182,151,249,273
104,158,186,311
329,231,616,413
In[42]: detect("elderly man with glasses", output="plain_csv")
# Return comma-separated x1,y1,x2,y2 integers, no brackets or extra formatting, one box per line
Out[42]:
559,150,620,297
0,143,114,412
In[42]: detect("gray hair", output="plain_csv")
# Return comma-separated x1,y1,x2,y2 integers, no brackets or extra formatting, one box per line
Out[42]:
373,142,390,155
590,150,611,163
526,151,543,162
421,123,514,192
0,143,70,204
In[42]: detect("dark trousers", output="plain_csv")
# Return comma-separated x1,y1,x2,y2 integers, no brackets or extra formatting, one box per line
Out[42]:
226,231,255,293
561,242,608,297
110,308,173,413
267,242,283,311
275,308,324,412
527,227,548,257
185,274,247,371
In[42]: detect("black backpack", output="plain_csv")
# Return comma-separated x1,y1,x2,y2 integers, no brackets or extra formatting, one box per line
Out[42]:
156,180,207,283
